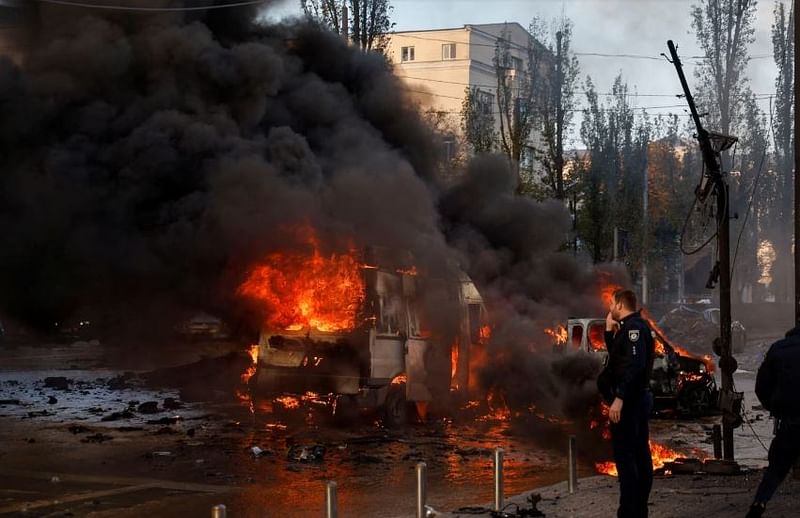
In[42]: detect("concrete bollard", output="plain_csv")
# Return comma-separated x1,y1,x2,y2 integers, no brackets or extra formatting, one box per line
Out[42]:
416,462,427,518
568,435,578,494
494,447,504,511
326,481,338,518
211,504,226,518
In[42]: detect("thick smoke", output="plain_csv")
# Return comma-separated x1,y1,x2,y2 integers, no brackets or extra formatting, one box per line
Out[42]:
0,1,448,333
0,2,623,421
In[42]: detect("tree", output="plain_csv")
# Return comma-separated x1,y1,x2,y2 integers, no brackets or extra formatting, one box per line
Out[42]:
690,0,758,142
460,87,497,154
532,16,580,200
576,75,650,268
764,0,795,302
493,25,549,193
300,0,394,52
690,0,765,300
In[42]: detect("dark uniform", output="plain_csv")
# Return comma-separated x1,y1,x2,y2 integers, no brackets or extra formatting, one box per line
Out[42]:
748,326,800,516
597,311,656,518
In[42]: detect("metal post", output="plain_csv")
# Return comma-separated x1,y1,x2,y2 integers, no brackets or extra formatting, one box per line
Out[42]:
568,435,578,493
211,505,226,518
718,181,735,461
712,424,722,459
326,481,338,518
416,462,427,518
494,447,504,511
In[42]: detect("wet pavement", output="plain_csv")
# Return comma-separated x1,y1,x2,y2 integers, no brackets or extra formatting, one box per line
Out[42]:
0,335,779,517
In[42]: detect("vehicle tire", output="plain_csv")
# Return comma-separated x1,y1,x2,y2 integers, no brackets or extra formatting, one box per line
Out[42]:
383,383,412,428
678,383,714,416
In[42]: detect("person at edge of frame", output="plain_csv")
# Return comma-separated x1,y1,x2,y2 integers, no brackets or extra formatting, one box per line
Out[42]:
597,288,656,518
746,326,800,518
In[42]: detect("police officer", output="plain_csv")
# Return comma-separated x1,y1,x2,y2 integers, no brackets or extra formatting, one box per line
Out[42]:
597,289,656,518
746,326,800,518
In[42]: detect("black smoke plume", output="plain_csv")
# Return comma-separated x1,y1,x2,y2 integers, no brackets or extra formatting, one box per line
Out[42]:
0,1,625,423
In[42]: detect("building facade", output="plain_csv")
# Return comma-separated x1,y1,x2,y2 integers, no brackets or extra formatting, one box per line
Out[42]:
386,23,549,174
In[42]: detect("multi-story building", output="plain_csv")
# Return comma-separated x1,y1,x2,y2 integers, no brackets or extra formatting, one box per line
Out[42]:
386,22,549,173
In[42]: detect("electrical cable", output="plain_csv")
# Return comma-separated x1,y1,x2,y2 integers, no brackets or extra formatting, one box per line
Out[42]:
731,378,770,454
36,0,269,11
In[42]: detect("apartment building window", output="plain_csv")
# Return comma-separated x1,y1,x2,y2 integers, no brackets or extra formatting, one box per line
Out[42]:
443,134,457,161
477,91,494,115
401,46,415,62
442,43,456,60
512,56,523,71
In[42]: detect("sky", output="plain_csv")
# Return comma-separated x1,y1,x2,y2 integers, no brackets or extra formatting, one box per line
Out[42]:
268,0,784,147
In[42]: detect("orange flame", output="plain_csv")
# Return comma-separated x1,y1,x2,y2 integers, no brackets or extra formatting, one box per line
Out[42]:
588,324,606,351
545,325,568,345
237,227,365,333
596,440,685,476
275,395,300,410
485,388,511,420
240,344,259,384
641,309,716,373
391,374,408,385
450,339,460,390
480,325,491,341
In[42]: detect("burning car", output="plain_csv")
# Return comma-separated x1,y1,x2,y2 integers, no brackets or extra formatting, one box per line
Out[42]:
240,241,488,427
562,317,718,416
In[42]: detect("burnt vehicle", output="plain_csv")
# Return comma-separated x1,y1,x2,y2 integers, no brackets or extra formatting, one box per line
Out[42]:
247,247,489,427
564,318,718,416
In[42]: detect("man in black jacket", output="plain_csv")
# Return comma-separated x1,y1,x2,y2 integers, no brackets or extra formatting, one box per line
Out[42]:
597,289,656,518
746,326,800,518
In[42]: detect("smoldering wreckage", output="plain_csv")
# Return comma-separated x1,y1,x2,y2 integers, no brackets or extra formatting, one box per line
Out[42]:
0,1,727,513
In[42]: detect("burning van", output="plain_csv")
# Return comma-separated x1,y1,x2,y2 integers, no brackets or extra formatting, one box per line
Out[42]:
241,243,488,426
563,317,718,416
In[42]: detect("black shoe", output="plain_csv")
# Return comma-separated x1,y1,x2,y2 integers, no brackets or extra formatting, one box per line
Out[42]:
746,502,766,518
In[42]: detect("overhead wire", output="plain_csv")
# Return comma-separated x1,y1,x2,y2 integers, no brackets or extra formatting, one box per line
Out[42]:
730,98,771,282
36,0,270,11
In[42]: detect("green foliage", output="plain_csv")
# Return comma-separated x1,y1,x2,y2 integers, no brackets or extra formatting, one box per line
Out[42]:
300,0,395,52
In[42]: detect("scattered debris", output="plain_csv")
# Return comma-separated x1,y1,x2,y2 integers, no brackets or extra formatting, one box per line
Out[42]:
150,451,173,457
47,396,58,405
154,427,177,435
116,426,144,433
107,372,138,390
251,446,270,458
137,401,160,414
26,410,53,418
0,399,21,405
68,425,91,435
82,433,113,444
44,377,72,391
288,444,325,463
101,409,135,422
163,397,183,410
50,476,61,484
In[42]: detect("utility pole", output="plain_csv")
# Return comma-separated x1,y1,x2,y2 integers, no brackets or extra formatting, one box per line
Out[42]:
795,0,799,326
667,40,739,461
642,148,649,305
555,30,565,200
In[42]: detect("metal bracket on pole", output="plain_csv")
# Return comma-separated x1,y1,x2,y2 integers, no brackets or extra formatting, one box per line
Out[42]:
211,504,226,518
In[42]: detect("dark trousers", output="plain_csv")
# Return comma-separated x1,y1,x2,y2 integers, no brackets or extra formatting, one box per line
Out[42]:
754,418,800,504
611,393,653,518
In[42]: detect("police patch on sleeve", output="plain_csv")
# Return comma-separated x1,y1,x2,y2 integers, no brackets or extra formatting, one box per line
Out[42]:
628,330,640,342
